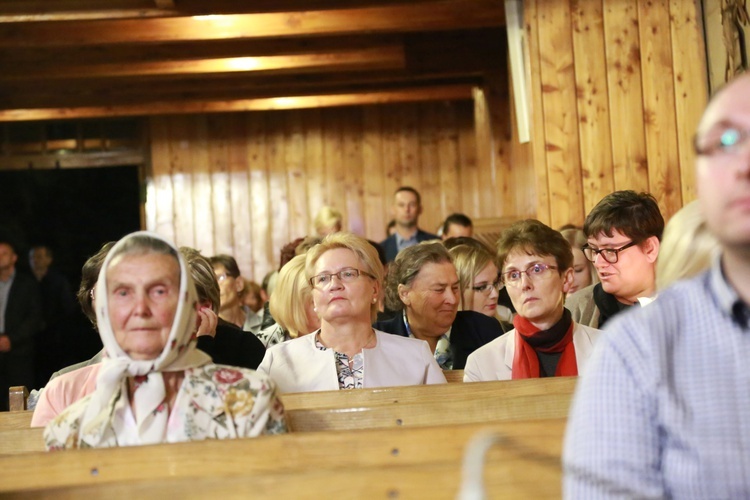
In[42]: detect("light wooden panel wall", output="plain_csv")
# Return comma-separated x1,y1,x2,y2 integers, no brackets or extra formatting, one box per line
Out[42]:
525,0,708,228
147,101,518,281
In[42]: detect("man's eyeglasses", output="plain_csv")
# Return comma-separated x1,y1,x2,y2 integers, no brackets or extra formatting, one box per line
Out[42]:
309,267,375,288
501,263,558,287
694,126,750,157
471,280,502,295
582,241,638,264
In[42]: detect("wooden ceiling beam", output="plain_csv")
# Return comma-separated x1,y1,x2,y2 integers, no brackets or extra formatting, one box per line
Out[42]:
0,46,405,81
0,85,475,121
0,0,505,47
0,71,484,109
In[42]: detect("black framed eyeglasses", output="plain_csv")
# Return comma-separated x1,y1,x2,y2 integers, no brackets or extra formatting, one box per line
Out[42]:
582,241,638,264
309,267,375,288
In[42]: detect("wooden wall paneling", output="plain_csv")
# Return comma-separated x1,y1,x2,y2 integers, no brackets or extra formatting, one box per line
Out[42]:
322,108,346,229
398,105,421,190
417,103,442,235
484,71,513,219
571,0,615,217
302,108,325,236
246,113,273,277
457,100,481,219
362,106,386,241
266,112,291,261
507,71,536,219
168,116,197,248
436,102,461,231
225,114,254,277
380,104,402,219
284,110,309,243
669,0,708,204
342,107,366,236
202,115,228,258
473,86,494,217
602,0,649,196
537,0,584,229
147,117,176,242
637,0,682,219
525,0,551,224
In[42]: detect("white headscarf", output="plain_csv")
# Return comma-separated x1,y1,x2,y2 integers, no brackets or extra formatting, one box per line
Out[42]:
78,231,210,447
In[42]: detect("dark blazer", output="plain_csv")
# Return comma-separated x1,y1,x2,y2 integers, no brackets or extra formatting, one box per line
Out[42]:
0,272,43,405
380,229,440,263
3,272,42,351
374,310,506,369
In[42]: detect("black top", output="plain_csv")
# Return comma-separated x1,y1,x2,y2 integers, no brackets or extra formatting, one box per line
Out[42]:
373,310,505,369
195,319,266,370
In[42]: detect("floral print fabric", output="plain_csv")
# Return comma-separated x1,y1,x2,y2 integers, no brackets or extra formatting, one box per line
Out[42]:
315,335,364,390
45,364,287,450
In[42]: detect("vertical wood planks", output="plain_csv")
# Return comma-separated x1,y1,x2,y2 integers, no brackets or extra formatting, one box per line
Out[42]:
571,0,615,214
638,0,682,219
525,0,552,225
602,0,650,196
226,114,253,275
669,0,708,204
536,0,584,228
284,110,308,242
246,113,272,278
362,106,386,241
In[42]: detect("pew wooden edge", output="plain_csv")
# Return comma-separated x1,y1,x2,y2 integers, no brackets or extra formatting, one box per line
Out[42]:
9,386,28,412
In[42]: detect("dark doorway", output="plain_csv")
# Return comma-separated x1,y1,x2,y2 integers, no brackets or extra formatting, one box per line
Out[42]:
0,165,142,382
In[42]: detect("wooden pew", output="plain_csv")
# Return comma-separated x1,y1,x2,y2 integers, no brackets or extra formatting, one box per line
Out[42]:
1,378,577,455
9,386,28,412
0,418,567,498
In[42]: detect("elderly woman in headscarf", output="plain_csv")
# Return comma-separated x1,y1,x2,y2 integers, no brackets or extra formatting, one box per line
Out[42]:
44,232,286,450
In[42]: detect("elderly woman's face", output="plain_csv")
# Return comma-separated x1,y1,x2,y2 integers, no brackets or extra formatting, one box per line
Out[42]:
503,249,572,330
311,248,378,323
401,261,460,334
107,252,180,360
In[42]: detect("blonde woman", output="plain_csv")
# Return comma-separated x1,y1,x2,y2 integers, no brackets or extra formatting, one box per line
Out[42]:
313,206,343,236
560,228,599,294
656,200,720,290
259,233,445,393
449,244,501,317
255,254,319,348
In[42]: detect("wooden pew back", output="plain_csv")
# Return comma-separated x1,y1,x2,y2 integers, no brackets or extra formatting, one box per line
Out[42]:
0,378,577,455
0,418,566,497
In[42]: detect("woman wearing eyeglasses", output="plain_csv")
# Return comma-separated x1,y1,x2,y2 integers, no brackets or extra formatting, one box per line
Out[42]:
463,220,601,381
258,232,446,393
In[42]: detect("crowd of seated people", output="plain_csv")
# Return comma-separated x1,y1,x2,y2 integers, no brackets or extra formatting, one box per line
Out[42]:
1,126,739,500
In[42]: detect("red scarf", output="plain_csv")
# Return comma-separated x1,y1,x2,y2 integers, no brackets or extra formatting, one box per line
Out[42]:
511,311,578,379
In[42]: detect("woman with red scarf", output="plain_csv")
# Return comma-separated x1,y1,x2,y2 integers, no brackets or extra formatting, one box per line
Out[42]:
463,220,601,381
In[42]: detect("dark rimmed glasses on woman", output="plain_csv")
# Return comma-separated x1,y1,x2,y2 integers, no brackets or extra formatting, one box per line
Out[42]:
309,267,374,288
582,241,638,264
501,263,558,287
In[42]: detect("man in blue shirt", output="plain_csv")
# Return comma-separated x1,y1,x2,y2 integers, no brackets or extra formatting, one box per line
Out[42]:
564,72,750,497
379,186,439,263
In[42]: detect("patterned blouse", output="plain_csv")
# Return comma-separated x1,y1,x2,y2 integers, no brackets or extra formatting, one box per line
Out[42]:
44,364,288,450
314,334,364,390
255,323,292,348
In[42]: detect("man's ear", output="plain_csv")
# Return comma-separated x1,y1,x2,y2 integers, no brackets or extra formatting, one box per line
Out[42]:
397,283,411,306
561,267,575,294
643,236,660,263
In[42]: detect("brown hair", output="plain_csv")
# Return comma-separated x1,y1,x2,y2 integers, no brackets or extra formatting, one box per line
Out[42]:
496,219,573,273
